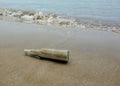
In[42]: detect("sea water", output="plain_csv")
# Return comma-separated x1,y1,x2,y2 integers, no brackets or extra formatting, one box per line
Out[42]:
0,0,120,26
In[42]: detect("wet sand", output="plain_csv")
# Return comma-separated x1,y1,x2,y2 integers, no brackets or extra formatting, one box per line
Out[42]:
0,21,120,86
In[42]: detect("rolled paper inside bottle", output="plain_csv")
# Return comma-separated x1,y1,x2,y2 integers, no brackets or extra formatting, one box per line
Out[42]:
24,48,69,62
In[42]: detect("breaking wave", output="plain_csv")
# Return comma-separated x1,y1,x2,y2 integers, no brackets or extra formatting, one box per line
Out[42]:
0,8,120,33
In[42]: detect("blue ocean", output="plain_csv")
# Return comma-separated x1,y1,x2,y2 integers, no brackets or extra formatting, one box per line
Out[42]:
0,0,120,23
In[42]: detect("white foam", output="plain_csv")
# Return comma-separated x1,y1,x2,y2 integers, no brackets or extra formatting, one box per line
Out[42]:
21,15,34,20
0,8,120,33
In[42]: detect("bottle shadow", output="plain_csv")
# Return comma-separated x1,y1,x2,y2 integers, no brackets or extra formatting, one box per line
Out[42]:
27,55,68,64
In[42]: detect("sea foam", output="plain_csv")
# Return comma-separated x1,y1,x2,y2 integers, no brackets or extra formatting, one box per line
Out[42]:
0,8,120,34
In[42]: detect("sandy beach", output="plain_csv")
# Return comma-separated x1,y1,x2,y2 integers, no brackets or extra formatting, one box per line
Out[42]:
0,20,120,86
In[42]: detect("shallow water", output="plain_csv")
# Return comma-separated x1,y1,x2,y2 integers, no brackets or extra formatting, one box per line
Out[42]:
0,0,120,22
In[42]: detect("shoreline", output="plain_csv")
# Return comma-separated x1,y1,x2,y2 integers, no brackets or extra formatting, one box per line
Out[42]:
0,8,120,34
0,20,120,86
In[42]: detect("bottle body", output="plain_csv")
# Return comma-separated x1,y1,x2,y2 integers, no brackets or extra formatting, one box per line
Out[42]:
24,48,69,62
